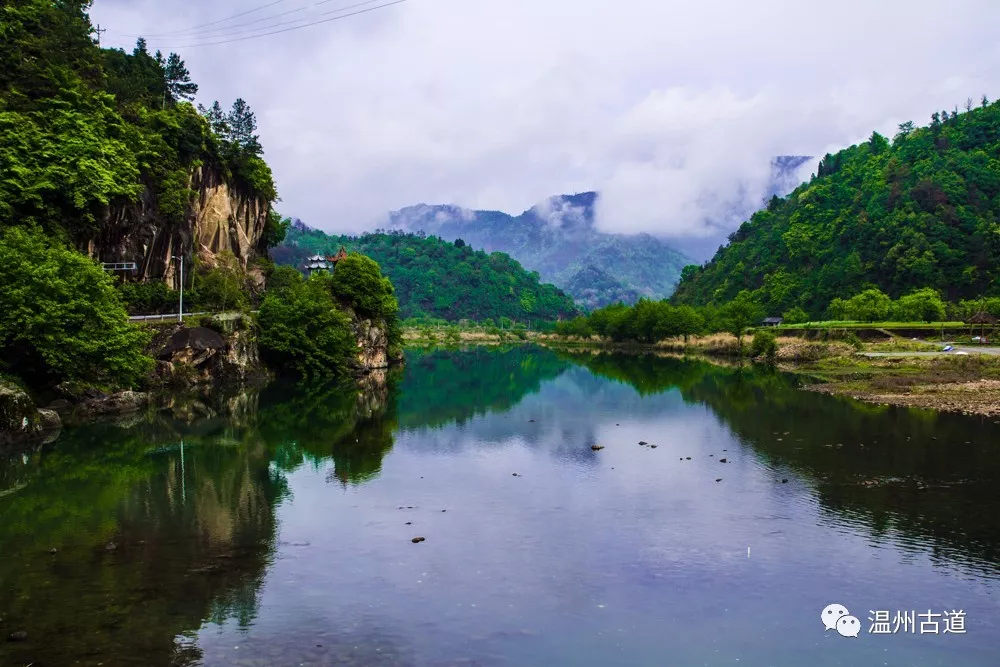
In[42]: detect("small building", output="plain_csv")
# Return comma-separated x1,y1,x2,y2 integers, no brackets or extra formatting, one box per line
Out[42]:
761,316,784,327
327,246,349,264
966,311,998,325
305,254,330,275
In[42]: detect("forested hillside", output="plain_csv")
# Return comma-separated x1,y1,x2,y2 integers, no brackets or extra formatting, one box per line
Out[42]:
273,223,580,324
673,99,1000,316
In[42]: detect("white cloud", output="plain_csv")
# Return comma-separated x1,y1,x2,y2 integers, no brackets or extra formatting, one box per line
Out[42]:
92,0,1000,244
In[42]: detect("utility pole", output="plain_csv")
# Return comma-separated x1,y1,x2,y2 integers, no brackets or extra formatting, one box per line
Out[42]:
95,24,107,47
171,254,184,322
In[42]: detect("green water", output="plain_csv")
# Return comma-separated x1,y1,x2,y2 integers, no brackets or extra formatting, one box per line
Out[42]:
1,346,999,666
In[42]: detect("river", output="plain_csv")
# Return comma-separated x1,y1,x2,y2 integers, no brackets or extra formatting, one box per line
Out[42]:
2,346,999,666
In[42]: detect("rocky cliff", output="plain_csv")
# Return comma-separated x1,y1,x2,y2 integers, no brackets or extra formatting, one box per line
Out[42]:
153,314,268,387
82,164,270,289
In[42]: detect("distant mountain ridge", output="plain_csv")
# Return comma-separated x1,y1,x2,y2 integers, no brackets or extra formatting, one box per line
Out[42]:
385,192,691,309
383,156,813,309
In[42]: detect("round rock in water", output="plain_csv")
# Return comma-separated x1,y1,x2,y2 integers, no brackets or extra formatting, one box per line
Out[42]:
411,536,426,544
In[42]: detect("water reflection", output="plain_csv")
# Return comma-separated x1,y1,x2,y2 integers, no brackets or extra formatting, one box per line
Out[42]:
1,347,999,666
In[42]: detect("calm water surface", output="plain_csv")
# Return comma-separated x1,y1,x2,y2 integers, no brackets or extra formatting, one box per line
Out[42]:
2,347,1000,666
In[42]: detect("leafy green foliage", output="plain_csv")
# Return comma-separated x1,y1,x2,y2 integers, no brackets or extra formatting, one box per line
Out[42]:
257,273,356,379
782,306,809,324
0,226,153,388
750,330,778,360
829,288,892,322
581,299,706,343
328,253,398,320
0,1,276,242
263,210,291,248
273,225,579,324
193,251,250,312
674,101,1000,314
893,288,948,323
719,291,764,347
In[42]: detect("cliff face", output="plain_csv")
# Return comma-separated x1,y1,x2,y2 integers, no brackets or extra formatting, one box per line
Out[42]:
83,164,270,288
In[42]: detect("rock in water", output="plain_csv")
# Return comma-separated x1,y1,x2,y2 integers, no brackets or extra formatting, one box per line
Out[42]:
411,537,426,543
715,478,723,482
719,458,728,463
591,445,605,451
638,441,648,445
8,631,28,642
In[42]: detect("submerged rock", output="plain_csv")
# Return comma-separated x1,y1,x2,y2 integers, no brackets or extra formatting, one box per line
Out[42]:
8,630,28,642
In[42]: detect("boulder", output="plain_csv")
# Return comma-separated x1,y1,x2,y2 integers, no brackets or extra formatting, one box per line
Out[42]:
1,381,62,445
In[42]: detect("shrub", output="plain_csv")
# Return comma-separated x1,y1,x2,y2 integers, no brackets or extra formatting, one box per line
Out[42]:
782,306,809,324
194,251,249,312
0,225,153,388
750,329,778,360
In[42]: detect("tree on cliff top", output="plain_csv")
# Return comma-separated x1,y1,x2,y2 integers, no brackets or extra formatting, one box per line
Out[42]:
329,253,400,322
0,226,153,389
257,272,356,379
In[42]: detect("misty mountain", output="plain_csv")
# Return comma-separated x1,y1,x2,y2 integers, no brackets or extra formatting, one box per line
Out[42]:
664,155,815,260
384,192,690,309
382,157,812,308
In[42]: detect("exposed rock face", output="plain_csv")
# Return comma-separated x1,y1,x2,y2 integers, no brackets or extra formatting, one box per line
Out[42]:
82,164,270,288
0,381,62,445
351,316,390,371
153,315,268,386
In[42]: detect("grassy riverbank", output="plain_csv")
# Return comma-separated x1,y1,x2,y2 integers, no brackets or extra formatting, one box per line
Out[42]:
403,326,1000,418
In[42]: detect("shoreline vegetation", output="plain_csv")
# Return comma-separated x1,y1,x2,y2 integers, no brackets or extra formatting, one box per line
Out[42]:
401,322,1000,418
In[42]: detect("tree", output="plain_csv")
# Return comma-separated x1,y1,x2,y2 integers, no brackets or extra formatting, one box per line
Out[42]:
265,265,304,296
843,288,892,322
894,288,947,322
263,209,291,248
228,98,261,154
454,238,466,248
199,100,230,139
782,306,809,324
195,252,249,312
719,290,764,350
0,226,153,388
329,253,399,321
257,274,356,378
165,52,198,102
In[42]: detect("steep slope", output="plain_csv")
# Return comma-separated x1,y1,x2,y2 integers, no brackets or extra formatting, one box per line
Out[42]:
673,101,1000,316
385,192,690,308
272,223,580,323
0,1,279,287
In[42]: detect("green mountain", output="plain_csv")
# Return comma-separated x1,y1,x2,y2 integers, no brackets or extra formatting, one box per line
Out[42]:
673,99,1000,316
384,192,691,308
272,222,580,324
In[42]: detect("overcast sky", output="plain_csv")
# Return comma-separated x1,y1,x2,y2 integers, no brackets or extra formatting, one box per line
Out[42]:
92,0,1000,241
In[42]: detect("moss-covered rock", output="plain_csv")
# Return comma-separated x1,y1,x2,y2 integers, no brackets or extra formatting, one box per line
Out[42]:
0,381,61,444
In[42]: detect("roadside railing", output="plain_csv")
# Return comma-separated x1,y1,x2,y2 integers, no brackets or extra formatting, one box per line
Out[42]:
128,312,211,322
